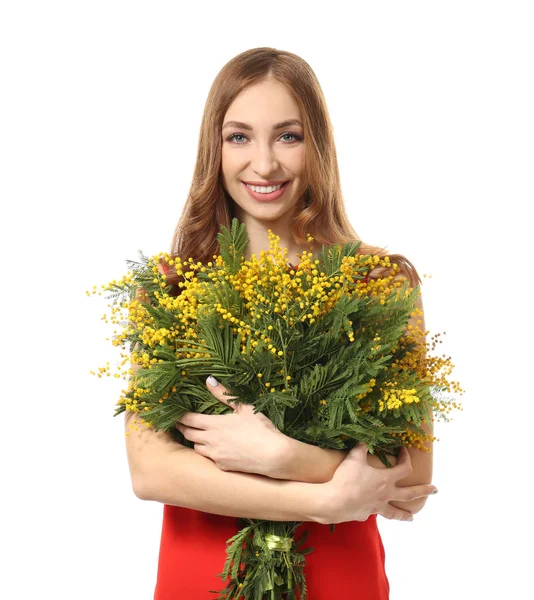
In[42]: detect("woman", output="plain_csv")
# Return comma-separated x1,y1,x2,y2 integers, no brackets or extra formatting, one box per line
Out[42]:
125,47,437,600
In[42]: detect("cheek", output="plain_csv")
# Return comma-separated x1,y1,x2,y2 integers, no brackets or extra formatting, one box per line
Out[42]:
221,146,236,171
221,158,243,184
286,146,305,175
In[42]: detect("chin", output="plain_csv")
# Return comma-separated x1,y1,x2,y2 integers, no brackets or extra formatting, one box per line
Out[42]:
250,204,297,220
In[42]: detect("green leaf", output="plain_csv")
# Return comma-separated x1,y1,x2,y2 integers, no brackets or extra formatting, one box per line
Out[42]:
317,240,363,275
216,217,250,274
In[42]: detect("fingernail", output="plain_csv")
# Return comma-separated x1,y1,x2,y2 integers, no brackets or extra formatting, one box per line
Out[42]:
431,488,439,494
406,516,413,521
207,375,219,387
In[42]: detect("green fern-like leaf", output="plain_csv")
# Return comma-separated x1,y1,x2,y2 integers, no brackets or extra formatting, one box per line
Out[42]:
218,525,253,581
217,217,250,274
317,240,363,275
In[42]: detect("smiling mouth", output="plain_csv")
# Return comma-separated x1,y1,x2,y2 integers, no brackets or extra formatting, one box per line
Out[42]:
243,181,289,192
241,180,291,201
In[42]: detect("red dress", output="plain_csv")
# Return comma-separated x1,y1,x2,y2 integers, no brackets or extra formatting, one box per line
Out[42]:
154,507,390,599
153,264,389,599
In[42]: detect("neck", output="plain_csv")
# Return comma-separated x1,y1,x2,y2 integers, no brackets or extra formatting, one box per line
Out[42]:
231,206,317,266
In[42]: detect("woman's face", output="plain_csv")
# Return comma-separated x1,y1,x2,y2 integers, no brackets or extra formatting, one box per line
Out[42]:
221,79,306,223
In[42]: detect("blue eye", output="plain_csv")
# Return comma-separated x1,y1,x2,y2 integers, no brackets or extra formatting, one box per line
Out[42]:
227,133,247,144
280,132,303,143
226,132,303,144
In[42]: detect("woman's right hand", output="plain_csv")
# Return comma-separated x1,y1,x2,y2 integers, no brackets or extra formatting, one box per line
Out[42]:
317,442,437,524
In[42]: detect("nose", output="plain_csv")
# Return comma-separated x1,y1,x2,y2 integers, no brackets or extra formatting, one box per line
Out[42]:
250,140,280,176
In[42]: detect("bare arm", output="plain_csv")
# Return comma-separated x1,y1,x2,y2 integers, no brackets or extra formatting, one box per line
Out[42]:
124,284,432,521
272,420,433,515
124,285,324,522
268,292,435,515
125,410,325,522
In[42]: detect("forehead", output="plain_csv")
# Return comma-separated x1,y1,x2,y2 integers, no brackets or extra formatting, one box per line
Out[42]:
223,80,302,126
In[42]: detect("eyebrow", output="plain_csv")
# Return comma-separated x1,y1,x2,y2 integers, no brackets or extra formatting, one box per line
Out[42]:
222,119,303,131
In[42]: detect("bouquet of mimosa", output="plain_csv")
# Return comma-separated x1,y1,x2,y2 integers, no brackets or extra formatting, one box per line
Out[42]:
88,218,463,600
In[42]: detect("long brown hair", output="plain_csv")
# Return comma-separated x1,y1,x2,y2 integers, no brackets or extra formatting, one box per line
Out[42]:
164,47,421,290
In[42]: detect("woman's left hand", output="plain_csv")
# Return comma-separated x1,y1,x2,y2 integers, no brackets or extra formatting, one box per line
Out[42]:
175,376,289,477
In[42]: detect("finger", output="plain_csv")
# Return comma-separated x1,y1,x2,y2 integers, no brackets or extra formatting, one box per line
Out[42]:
176,423,207,444
178,411,225,429
193,442,210,458
206,376,239,410
393,483,437,503
346,441,369,460
378,506,414,522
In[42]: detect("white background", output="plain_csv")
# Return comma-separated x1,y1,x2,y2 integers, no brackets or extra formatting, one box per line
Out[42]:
1,1,532,598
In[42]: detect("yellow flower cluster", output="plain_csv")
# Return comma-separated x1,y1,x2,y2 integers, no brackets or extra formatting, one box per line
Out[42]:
391,427,435,451
89,361,112,378
140,325,174,347
390,322,464,419
378,385,420,412
89,231,463,429
91,233,408,372
356,377,377,403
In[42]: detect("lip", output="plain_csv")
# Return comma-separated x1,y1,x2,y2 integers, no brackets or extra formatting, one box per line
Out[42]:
242,180,289,186
242,180,290,202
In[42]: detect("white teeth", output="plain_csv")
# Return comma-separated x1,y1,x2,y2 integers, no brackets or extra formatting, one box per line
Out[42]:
245,182,285,193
